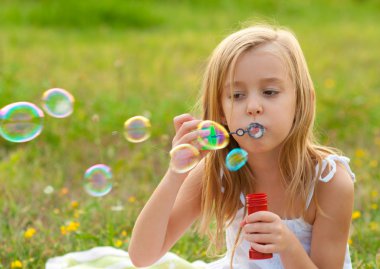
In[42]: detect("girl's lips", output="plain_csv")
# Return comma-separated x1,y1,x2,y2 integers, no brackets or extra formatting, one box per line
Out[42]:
248,123,265,139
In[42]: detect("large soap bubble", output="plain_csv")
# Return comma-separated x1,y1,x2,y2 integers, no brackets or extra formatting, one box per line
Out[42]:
124,116,151,143
197,120,229,150
170,144,200,173
226,148,248,171
0,102,44,143
84,164,113,197
42,88,74,118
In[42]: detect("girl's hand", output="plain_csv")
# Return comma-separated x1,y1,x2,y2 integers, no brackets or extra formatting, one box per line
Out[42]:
170,114,210,175
241,211,293,254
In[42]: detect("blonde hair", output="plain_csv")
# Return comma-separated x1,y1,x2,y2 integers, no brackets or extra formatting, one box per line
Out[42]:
196,24,338,262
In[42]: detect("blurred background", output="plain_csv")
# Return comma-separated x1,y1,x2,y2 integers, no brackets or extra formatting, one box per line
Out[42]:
0,0,379,267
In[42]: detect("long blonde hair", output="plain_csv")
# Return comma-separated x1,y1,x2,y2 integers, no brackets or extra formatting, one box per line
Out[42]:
196,24,338,260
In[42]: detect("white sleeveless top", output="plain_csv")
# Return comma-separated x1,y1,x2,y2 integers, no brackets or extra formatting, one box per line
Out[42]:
207,155,355,269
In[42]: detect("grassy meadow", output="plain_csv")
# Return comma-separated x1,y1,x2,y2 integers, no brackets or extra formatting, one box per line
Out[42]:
0,0,379,268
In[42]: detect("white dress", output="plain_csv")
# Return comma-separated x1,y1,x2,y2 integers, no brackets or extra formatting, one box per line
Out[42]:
46,155,355,269
206,155,355,269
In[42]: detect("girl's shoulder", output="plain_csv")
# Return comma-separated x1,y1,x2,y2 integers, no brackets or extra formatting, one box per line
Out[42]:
316,154,356,183
314,154,355,205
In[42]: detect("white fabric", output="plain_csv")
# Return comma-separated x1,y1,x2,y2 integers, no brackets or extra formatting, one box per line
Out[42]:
46,247,208,269
207,154,354,269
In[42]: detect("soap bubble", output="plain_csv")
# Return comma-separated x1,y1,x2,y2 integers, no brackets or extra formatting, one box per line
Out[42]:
124,116,151,143
170,144,200,173
42,88,74,118
0,102,44,143
226,148,248,171
197,120,229,150
84,164,113,197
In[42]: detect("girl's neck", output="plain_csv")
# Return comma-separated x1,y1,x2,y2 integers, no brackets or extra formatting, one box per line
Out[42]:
247,149,282,185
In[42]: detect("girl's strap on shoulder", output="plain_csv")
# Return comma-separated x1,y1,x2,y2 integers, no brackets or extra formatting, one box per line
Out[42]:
306,155,355,209
317,155,356,183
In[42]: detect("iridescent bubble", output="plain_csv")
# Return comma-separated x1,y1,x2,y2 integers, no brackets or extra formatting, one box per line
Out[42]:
170,144,200,173
226,148,248,171
84,164,113,197
42,88,74,118
0,102,44,143
197,120,229,150
124,116,151,143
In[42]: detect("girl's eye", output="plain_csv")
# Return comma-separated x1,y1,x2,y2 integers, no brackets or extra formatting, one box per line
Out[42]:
232,93,245,99
263,89,279,96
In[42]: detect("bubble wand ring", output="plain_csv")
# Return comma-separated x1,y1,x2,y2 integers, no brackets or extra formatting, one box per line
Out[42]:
229,122,265,139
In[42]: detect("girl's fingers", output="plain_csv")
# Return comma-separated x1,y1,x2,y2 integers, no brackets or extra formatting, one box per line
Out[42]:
246,211,278,223
243,232,273,244
173,114,196,133
174,120,203,143
175,129,210,147
250,242,275,254
242,222,272,234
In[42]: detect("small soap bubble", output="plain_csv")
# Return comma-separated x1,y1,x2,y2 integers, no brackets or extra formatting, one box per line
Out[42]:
84,164,113,197
226,148,248,171
42,88,74,118
197,120,229,150
124,116,151,143
170,144,200,173
0,102,44,143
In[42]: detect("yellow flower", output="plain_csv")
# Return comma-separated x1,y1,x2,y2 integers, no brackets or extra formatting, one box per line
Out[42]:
355,149,366,159
115,239,123,247
324,78,336,89
371,203,378,210
369,222,379,231
128,196,136,203
24,227,36,239
11,260,23,268
348,238,352,245
71,201,79,209
352,210,361,220
73,210,80,219
369,160,378,168
121,230,128,237
66,221,80,232
371,190,378,199
60,226,67,235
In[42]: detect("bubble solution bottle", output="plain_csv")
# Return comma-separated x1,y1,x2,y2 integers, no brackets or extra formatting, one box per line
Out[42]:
246,193,273,259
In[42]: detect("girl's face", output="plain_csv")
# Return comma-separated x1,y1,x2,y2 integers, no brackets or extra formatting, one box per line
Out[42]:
222,44,296,154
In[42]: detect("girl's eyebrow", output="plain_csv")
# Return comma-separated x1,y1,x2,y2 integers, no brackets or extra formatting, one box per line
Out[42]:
224,77,284,88
224,81,245,89
259,77,284,84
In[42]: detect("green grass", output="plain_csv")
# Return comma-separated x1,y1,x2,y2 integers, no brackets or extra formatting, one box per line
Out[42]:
0,0,379,268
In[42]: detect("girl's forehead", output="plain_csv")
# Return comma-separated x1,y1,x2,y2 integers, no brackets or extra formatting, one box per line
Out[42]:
225,45,290,85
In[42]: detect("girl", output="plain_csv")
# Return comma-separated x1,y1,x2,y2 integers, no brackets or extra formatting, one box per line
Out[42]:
129,24,355,269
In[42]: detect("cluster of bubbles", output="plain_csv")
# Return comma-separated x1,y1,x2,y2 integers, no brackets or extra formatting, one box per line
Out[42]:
0,89,154,198
170,120,250,173
0,88,74,143
1,87,256,196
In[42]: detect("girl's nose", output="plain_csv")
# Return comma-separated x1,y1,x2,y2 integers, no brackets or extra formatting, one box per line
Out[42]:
246,99,263,116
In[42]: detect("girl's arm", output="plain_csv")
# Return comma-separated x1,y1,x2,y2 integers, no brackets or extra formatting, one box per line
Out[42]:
128,162,204,267
307,163,354,268
243,163,354,268
129,114,207,267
